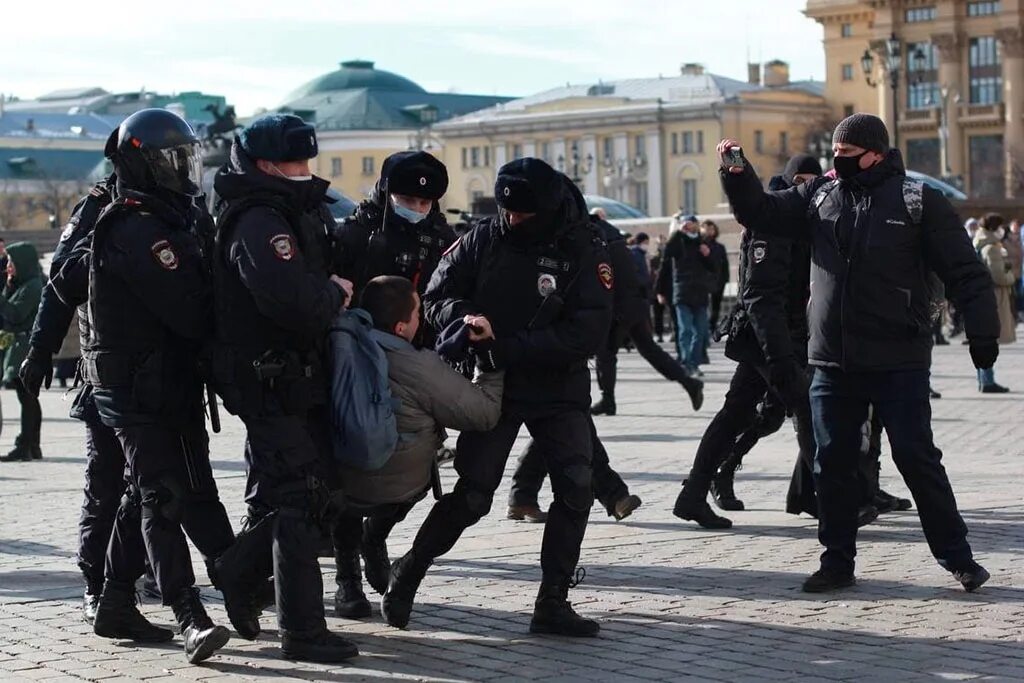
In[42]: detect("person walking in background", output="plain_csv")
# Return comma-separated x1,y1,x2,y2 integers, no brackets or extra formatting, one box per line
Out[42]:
0,241,43,461
973,214,1014,393
1003,219,1022,319
657,214,714,377
702,220,730,335
650,233,670,342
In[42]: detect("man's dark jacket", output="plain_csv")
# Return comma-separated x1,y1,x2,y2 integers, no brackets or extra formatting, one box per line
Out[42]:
422,178,613,413
656,229,714,308
721,149,998,372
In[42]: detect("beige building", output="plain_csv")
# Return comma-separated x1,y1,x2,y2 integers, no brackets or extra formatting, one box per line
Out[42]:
806,0,1024,198
436,63,830,218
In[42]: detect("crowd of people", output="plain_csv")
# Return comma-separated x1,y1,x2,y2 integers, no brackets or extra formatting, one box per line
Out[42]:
0,109,1011,666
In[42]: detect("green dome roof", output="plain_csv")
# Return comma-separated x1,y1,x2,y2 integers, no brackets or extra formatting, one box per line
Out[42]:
287,60,427,100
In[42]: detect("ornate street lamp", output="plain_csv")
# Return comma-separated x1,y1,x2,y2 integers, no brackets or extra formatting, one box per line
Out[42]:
861,33,926,150
557,149,595,186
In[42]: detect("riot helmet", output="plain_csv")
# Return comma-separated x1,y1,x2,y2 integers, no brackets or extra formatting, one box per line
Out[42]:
105,108,203,196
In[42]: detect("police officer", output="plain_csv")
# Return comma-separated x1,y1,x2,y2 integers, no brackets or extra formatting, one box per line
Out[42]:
209,114,358,662
18,176,157,632
81,109,236,662
673,154,821,530
332,150,454,322
382,158,613,636
329,149,451,618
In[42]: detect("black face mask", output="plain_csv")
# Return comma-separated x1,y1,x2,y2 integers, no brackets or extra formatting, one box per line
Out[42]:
833,151,869,181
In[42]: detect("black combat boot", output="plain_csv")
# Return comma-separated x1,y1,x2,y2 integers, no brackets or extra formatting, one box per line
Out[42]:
856,504,879,528
529,570,599,637
711,458,744,511
93,581,174,642
361,520,391,595
171,587,230,664
874,488,912,513
83,591,100,625
943,559,990,593
680,376,704,411
212,516,273,640
673,477,732,529
381,551,430,629
282,628,359,663
334,551,371,618
590,395,616,416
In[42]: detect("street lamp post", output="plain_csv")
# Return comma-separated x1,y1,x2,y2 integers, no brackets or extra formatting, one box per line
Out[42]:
861,33,926,151
557,149,595,187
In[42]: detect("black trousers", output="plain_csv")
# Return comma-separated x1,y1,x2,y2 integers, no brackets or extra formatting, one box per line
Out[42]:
77,418,146,596
652,301,670,339
106,421,234,605
411,409,593,585
332,501,416,555
508,414,628,517
709,289,725,332
242,409,334,636
595,318,693,402
14,379,41,446
687,362,816,511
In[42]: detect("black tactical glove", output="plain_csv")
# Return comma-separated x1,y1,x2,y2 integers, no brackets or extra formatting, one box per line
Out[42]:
19,346,53,397
473,340,505,373
968,338,999,370
768,357,808,413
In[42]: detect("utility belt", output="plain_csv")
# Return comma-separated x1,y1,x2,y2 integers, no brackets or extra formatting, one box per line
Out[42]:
82,349,154,387
211,345,325,417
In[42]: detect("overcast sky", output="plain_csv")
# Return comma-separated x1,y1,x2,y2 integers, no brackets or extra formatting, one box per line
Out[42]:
3,0,825,115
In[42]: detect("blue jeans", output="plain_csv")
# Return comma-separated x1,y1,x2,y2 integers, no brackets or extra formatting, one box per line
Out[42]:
977,367,995,387
809,367,972,574
674,303,709,372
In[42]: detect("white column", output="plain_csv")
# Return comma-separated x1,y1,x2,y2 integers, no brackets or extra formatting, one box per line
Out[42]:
522,140,536,158
580,135,599,195
613,134,629,201
552,138,567,172
645,128,664,216
493,143,507,169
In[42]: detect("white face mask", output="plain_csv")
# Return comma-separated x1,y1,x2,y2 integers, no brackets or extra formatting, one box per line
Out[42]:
270,163,312,182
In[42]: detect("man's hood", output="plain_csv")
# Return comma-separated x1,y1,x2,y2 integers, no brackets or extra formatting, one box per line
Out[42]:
6,242,41,283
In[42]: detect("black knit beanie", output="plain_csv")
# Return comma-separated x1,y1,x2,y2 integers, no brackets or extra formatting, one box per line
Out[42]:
832,113,890,154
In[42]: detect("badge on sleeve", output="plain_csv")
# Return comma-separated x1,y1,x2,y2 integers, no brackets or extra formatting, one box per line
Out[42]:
597,262,614,290
151,240,179,270
752,240,768,264
537,273,558,298
269,234,296,261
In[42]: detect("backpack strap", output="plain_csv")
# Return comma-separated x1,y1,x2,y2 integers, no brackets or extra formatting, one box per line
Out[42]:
901,178,924,226
810,179,839,213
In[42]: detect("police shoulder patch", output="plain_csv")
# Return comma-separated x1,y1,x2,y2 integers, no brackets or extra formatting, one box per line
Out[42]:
752,240,768,264
151,240,179,270
597,262,614,290
269,234,296,261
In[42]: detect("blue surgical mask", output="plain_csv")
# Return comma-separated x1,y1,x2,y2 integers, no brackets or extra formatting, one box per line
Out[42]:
392,201,429,224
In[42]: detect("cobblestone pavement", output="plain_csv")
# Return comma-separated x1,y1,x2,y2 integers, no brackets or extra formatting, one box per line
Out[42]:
0,339,1021,682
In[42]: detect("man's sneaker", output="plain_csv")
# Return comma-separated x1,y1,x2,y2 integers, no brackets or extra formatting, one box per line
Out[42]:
507,504,548,523
801,568,855,593
381,553,429,629
680,377,704,411
612,494,642,521
282,629,359,663
981,383,1010,394
83,592,100,625
948,560,990,592
529,573,599,638
874,489,912,514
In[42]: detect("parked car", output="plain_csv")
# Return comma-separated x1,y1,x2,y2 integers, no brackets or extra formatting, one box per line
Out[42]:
583,194,648,219
906,170,968,201
326,187,358,222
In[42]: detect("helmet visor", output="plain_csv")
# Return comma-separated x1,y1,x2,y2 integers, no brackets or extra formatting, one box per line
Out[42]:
141,142,204,196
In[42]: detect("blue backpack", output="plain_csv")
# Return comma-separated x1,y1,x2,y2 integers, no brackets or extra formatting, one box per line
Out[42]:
328,309,399,470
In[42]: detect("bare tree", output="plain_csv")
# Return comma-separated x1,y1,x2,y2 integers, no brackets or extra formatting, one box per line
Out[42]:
27,173,88,228
0,179,26,230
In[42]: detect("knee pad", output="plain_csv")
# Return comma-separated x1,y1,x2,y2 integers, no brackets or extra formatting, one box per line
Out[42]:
557,464,595,513
139,477,185,525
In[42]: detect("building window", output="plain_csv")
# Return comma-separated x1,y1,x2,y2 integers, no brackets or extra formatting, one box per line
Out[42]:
905,7,936,22
906,138,941,178
754,130,764,154
697,131,704,153
633,182,649,214
634,134,646,159
361,156,374,176
968,1,1000,16
484,146,490,167
682,179,698,215
779,131,789,155
470,147,480,167
969,134,1003,198
512,143,523,159
541,142,551,163
843,104,855,117
331,157,342,178
841,23,853,38
907,42,939,110
461,148,468,169
671,132,679,155
841,64,854,81
969,36,1002,104
602,137,613,163
682,131,694,154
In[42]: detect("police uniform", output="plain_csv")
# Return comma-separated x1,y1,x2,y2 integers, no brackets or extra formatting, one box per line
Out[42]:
673,171,817,529
209,115,358,663
332,151,455,338
24,178,149,621
382,158,613,637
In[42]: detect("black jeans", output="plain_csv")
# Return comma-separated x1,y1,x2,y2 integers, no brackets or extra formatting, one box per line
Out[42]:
508,414,628,517
14,379,41,446
108,421,234,603
411,409,593,585
810,368,972,574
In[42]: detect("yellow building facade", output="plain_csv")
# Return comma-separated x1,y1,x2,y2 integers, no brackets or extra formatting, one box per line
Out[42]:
437,63,830,217
806,0,1024,198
